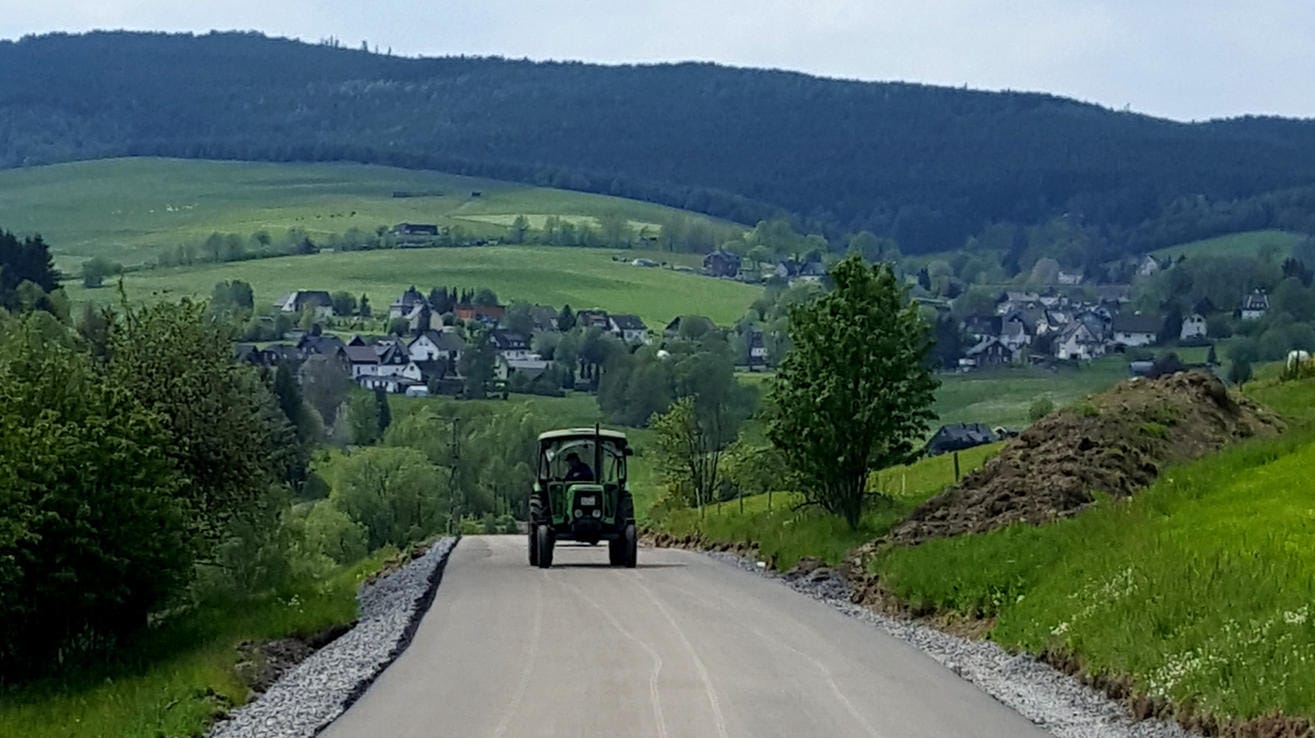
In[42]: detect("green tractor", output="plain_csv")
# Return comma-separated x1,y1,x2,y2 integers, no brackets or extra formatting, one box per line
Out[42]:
528,427,637,569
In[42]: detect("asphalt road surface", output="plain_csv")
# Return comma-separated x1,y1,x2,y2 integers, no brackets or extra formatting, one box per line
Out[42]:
321,535,1049,738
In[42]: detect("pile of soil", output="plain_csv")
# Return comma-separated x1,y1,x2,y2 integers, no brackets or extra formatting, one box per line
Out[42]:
889,371,1282,545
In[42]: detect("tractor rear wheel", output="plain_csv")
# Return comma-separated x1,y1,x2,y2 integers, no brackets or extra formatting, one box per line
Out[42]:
536,524,554,569
622,523,638,568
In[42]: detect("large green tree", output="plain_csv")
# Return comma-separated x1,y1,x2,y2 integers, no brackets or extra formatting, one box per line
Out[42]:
767,255,938,529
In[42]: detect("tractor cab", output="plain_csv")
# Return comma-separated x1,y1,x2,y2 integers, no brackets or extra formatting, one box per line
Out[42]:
528,427,637,568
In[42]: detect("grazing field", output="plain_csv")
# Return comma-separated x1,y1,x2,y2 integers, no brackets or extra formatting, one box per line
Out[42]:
933,357,1131,429
66,246,760,328
1149,229,1305,261
874,376,1315,725
0,158,739,269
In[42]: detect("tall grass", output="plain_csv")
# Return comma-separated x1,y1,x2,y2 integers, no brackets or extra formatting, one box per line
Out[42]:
873,377,1315,721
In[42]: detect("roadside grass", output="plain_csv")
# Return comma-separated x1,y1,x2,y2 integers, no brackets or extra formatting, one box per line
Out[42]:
65,245,758,329
872,376,1315,722
934,357,1130,429
651,443,1003,570
1149,229,1305,261
0,549,397,738
0,157,737,269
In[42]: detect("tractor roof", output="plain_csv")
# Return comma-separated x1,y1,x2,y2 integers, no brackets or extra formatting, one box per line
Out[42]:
537,428,629,444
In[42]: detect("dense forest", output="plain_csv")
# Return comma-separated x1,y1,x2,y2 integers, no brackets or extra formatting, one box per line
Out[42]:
3,31,1315,256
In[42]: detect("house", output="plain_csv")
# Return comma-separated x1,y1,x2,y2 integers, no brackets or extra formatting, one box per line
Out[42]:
392,223,439,237
297,333,347,357
373,343,413,377
608,314,649,344
233,343,261,365
747,331,768,370
1240,290,1269,321
496,356,552,383
1054,322,1105,361
702,249,741,278
399,359,449,384
261,344,306,366
388,286,429,320
1180,313,1208,341
575,309,612,331
999,319,1031,352
344,345,383,379
965,337,1021,367
996,291,1041,315
924,424,997,456
357,373,421,394
1111,314,1160,347
491,330,534,360
527,305,560,333
1137,255,1162,277
963,314,1002,342
409,329,464,363
455,304,506,324
795,260,827,283
273,290,334,318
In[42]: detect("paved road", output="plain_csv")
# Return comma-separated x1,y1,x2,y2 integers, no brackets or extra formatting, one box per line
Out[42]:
322,536,1049,738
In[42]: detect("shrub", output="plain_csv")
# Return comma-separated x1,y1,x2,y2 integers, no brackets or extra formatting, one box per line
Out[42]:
1028,397,1055,422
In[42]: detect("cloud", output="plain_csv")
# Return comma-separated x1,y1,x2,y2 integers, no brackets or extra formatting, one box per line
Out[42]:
0,0,1310,120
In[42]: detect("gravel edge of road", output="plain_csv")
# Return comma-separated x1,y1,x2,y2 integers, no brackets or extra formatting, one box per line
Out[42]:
207,537,458,738
705,552,1197,738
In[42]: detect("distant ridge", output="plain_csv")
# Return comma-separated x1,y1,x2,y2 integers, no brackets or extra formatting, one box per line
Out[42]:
3,30,1315,255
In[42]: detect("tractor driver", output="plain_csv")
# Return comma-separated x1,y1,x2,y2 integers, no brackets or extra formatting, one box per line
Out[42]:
564,451,595,482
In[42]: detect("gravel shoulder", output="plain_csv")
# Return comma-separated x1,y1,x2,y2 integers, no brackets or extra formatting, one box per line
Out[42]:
207,537,457,738
709,552,1197,738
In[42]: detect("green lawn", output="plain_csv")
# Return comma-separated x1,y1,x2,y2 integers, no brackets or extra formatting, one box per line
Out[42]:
873,376,1315,724
1150,229,1305,261
933,357,1131,429
651,442,1003,570
0,158,740,270
66,246,760,328
0,550,395,738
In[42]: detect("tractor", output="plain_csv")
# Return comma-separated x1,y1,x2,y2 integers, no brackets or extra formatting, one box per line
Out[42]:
528,427,637,568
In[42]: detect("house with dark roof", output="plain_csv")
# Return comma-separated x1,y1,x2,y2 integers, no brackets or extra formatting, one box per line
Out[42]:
964,337,1021,367
345,345,383,379
392,223,439,237
1240,290,1270,321
747,331,768,370
297,333,347,357
702,249,741,278
608,314,649,344
491,330,534,360
1054,322,1105,361
388,286,429,320
273,290,334,318
527,305,560,333
455,304,506,324
408,329,464,363
1111,314,1161,347
924,423,997,456
575,309,612,330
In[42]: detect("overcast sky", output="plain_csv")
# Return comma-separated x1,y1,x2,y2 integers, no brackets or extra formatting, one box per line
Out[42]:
2,0,1311,121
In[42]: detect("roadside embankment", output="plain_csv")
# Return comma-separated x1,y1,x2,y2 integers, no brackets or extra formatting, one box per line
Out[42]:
208,537,456,738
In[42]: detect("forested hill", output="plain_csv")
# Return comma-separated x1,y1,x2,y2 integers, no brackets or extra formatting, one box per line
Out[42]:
4,30,1315,255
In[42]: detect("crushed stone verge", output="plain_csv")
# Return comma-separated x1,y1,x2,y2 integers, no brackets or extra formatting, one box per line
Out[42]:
207,537,458,738
704,551,1196,738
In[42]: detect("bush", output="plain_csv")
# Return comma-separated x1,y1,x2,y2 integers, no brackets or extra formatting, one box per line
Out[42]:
1027,397,1054,422
0,318,189,679
301,501,369,565
329,447,447,549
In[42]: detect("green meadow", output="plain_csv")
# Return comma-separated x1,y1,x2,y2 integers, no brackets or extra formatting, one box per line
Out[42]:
1149,229,1305,261
66,246,759,329
0,157,738,270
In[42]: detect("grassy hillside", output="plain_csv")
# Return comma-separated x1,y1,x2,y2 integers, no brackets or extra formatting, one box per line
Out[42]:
65,246,759,329
934,358,1131,429
0,158,738,270
874,376,1315,726
1150,229,1305,261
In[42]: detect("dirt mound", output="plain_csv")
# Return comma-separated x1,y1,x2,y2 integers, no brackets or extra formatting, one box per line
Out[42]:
890,371,1282,545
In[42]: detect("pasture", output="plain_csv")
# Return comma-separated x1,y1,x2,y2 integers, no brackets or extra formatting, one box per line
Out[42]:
66,246,760,328
1149,229,1305,261
0,158,740,269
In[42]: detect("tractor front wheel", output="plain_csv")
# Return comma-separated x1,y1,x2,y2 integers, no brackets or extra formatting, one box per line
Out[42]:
608,536,624,566
536,524,555,569
622,523,638,568
528,524,539,566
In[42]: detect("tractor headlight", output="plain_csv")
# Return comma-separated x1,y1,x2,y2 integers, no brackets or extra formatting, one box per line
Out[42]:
591,509,602,518
574,509,583,518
